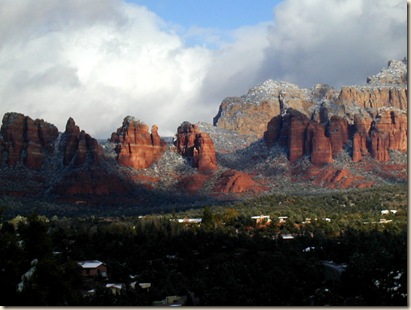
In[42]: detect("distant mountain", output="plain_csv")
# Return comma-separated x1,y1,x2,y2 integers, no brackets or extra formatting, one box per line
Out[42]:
0,58,407,208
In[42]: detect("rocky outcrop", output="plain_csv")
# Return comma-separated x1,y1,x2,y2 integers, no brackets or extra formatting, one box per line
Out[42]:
369,110,407,162
366,58,407,85
175,122,217,172
337,86,407,111
59,117,101,166
214,81,314,140
0,112,58,169
265,109,333,165
265,106,407,165
326,116,350,157
337,58,407,111
213,170,268,194
110,116,166,169
307,123,333,166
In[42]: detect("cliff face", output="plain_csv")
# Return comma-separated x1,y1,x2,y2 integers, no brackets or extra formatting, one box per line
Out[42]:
0,112,58,169
213,81,314,140
0,58,407,203
175,121,217,172
59,117,101,167
212,58,407,165
264,106,407,165
110,116,167,169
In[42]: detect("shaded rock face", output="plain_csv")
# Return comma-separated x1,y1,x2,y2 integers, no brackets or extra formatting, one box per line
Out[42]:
177,174,211,194
0,112,58,169
110,116,166,169
265,107,407,165
213,169,268,194
264,109,333,165
369,110,407,162
175,122,217,172
59,118,101,166
53,170,131,196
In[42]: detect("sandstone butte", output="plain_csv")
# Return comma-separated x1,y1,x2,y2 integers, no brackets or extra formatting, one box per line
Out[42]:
110,116,167,170
175,121,217,172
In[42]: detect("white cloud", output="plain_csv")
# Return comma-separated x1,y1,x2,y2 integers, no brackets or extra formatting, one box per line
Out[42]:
257,0,407,88
0,0,406,139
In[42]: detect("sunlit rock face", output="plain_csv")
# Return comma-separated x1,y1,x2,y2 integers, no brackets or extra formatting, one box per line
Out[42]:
175,121,217,172
110,116,167,169
213,169,268,194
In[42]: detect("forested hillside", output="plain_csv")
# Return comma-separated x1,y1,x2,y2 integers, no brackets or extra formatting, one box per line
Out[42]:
0,184,406,306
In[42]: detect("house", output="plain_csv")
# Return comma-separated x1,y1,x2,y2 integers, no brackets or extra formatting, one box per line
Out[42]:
278,216,288,223
77,260,107,277
105,283,123,294
130,280,152,291
381,210,389,215
177,218,202,224
280,234,294,240
170,218,202,226
251,215,271,225
302,218,312,224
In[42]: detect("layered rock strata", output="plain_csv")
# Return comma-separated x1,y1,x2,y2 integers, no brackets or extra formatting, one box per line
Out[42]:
215,58,407,144
110,116,166,169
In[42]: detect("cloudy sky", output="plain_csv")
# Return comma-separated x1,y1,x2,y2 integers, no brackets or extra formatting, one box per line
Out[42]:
0,0,406,138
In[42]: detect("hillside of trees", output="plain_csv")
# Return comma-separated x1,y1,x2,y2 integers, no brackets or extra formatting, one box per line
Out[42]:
0,184,407,306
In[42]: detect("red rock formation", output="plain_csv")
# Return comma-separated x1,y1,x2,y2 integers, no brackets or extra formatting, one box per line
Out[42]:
351,114,372,162
367,110,407,162
59,117,101,166
177,174,210,193
265,109,333,165
326,116,350,156
337,87,407,111
0,112,58,169
297,165,375,189
110,116,166,169
281,109,311,162
308,123,333,165
213,169,268,194
175,122,217,172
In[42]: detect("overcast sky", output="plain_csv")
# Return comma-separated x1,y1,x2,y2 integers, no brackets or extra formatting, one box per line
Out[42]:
0,0,406,138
